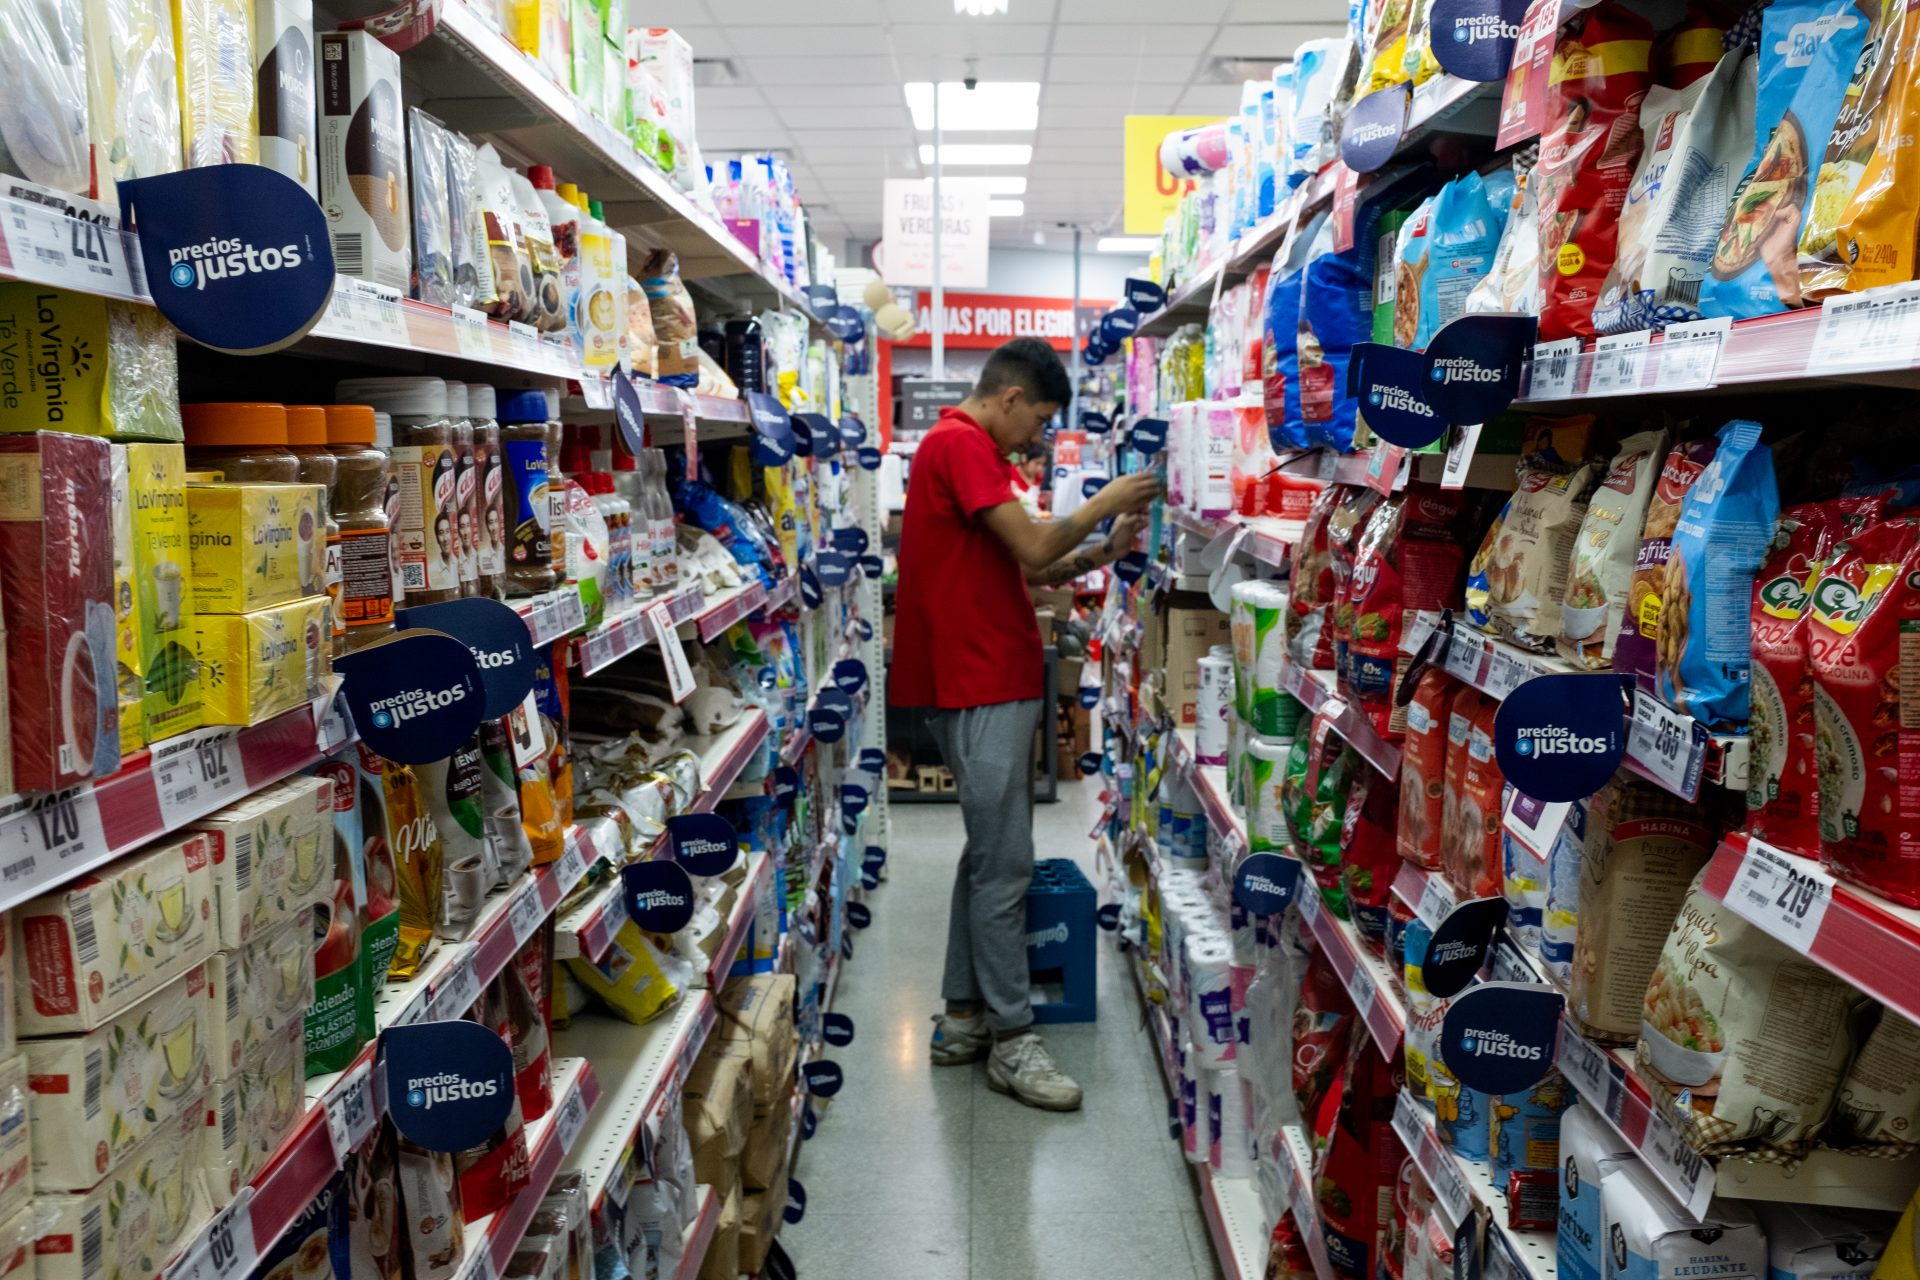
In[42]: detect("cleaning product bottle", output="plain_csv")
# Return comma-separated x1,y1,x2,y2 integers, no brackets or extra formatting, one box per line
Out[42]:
574,189,620,371
611,447,653,603
528,166,580,338
642,447,678,596
591,199,629,372
586,473,631,613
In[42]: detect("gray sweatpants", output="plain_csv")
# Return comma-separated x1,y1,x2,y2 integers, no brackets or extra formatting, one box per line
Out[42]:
926,698,1042,1033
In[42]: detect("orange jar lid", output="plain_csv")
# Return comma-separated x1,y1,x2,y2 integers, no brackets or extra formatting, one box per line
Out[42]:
181,402,289,447
324,404,377,446
285,405,330,447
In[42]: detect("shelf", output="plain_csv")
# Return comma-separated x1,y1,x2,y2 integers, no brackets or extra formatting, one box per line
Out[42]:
1699,835,1920,1052
1299,876,1406,1059
1392,1090,1558,1280
557,992,719,1214
780,724,814,767
697,580,772,643
575,584,709,675
1167,728,1245,859
516,587,590,649
0,694,354,915
1555,1013,1920,1220
674,1184,722,1280
554,709,771,962
705,851,772,988
1278,1124,1339,1280
451,1058,602,1280
1287,665,1402,780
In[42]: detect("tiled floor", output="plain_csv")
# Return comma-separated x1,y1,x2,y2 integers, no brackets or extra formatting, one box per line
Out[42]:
783,778,1228,1280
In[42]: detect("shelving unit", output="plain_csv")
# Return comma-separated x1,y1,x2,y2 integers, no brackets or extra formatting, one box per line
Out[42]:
1391,1091,1558,1279
451,1058,603,1280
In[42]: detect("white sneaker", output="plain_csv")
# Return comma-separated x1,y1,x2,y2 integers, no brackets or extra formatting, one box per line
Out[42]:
987,1032,1083,1111
929,1012,990,1065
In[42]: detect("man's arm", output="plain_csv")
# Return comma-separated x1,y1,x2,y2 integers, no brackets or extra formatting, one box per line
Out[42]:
1025,513,1145,586
977,472,1159,570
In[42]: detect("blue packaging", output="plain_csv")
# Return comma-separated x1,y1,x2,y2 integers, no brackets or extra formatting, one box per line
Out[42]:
1417,170,1515,341
1491,1069,1574,1177
1559,1102,1635,1280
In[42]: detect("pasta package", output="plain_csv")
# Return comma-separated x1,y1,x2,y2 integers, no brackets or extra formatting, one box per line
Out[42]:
1658,420,1780,728
1558,428,1668,669
1808,515,1920,905
1617,436,1720,686
1825,1007,1920,1156
1638,877,1869,1157
1533,7,1656,340
1701,0,1870,318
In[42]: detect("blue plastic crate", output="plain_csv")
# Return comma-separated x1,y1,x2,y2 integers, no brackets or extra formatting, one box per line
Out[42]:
1026,858,1097,1023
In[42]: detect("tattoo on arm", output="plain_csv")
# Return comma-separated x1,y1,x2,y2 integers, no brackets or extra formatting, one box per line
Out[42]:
1026,532,1124,587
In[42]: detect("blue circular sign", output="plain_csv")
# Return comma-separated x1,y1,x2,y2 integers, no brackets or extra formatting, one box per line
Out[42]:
382,1020,515,1152
665,812,739,878
396,597,537,720
1494,673,1627,802
816,551,853,587
335,631,486,765
1340,85,1411,172
832,526,870,556
847,901,871,929
1131,418,1169,455
834,658,869,697
799,569,823,609
1438,982,1565,1095
1232,853,1302,916
857,445,883,471
623,860,696,933
1114,552,1148,584
1423,897,1511,998
823,1012,856,1046
802,1060,844,1098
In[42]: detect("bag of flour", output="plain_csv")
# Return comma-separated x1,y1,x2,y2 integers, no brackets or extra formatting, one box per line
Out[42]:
1602,1162,1766,1280
1557,1101,1634,1280
1767,1205,1891,1280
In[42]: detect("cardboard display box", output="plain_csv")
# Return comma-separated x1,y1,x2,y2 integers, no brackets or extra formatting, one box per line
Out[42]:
697,1184,742,1280
741,1083,795,1193
1164,592,1230,725
715,974,796,1118
683,1039,753,1200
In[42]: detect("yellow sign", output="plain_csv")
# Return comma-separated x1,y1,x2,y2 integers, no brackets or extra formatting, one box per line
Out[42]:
1123,115,1222,236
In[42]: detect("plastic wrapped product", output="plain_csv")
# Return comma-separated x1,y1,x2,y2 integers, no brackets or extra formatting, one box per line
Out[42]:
1601,1164,1765,1280
409,109,456,307
1615,435,1720,689
1397,668,1457,870
445,129,485,310
1557,1102,1634,1280
1558,429,1668,669
1347,487,1477,738
1287,38,1348,188
1416,170,1515,341
174,0,255,166
473,142,531,319
1767,1205,1891,1280
0,0,93,196
1392,197,1436,349
83,0,183,203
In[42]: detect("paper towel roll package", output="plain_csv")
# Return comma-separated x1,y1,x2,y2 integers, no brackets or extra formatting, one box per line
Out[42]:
1233,579,1296,736
1244,735,1293,854
1196,652,1233,765
1185,932,1236,1065
1211,1062,1255,1177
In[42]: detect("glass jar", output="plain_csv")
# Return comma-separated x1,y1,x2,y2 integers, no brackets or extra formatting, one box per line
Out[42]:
469,385,506,601
326,404,396,651
335,376,460,606
182,402,299,482
288,405,343,656
497,390,559,595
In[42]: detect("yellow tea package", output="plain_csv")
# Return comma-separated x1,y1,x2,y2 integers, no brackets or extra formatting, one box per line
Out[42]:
186,480,326,612
83,0,185,201
32,1096,207,1280
12,830,216,1035
126,443,200,743
23,960,213,1190
0,286,182,441
110,444,141,753
193,593,329,726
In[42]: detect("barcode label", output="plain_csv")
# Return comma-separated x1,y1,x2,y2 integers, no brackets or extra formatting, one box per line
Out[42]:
221,1088,238,1145
333,235,363,276
81,1206,102,1278
233,831,252,892
225,954,241,1020
70,893,98,965
82,1049,102,1120
1730,839,1833,954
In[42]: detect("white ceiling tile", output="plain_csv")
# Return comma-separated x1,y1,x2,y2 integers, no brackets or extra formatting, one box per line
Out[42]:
1226,0,1351,20
787,128,913,149
1058,0,1229,19
892,52,1048,80
1050,24,1216,56
1209,22,1348,57
1174,83,1248,113
693,86,772,110
699,126,794,149
886,21,1053,54
1029,127,1120,150
723,25,893,55
743,54,898,85
618,0,713,27
778,103,912,130
1041,82,1182,109
1039,105,1135,131
1047,54,1197,84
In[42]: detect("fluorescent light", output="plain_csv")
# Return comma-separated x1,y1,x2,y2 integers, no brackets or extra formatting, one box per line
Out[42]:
955,0,1007,13
917,143,1034,166
1096,237,1157,254
940,175,1028,196
988,199,1025,217
904,82,1039,131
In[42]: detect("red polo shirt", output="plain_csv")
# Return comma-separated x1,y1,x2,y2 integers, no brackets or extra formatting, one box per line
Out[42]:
890,407,1044,709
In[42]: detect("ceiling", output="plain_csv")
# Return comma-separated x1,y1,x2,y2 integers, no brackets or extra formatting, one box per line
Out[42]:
635,0,1348,250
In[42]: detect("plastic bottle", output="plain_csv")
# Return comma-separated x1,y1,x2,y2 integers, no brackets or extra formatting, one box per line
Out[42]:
324,404,396,650
545,392,568,586
610,449,653,602
642,447,678,596
444,380,479,597
573,189,620,371
591,198,627,370
286,404,343,656
585,474,631,613
724,316,765,395
182,402,300,482
335,376,461,606
468,385,507,601
496,390,559,596
529,166,581,346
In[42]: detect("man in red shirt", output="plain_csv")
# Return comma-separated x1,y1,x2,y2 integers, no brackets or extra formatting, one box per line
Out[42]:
891,338,1157,1111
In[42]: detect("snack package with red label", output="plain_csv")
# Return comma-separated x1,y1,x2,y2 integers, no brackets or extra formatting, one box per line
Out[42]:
1398,668,1459,871
1305,735,1360,918
1617,436,1721,688
1341,768,1401,949
1439,688,1493,890
1293,948,1357,1131
1269,1210,1320,1278
1447,695,1508,900
1316,1021,1404,1280
1808,516,1920,904
1533,7,1657,340
1748,499,1886,857
1288,483,1347,669
1348,486,1476,739
1329,485,1385,694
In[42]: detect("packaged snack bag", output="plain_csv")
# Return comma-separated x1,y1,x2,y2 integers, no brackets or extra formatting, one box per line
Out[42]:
1825,1007,1920,1157
1559,428,1668,668
1617,435,1721,686
1417,171,1515,339
1658,420,1780,727
1466,415,1603,648
1287,483,1346,668
1391,198,1436,349
1397,668,1458,870
1328,486,1385,690
1833,4,1920,291
1439,689,1492,890
1445,696,1506,900
1347,486,1475,739
1701,0,1871,318
1340,769,1399,946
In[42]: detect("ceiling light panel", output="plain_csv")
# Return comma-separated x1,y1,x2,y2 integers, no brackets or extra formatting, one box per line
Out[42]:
987,199,1025,216
904,81,1041,131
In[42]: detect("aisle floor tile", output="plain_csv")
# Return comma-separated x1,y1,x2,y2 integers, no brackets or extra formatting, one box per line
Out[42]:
784,1210,972,1279
972,1210,1205,1280
970,1138,1183,1215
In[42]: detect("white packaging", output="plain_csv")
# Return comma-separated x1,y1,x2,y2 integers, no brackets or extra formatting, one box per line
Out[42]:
13,831,217,1036
24,961,212,1190
1196,654,1233,766
252,0,316,197
1557,1101,1634,1280
317,29,411,290
637,29,695,164
203,1018,305,1206
1601,1162,1765,1280
0,1204,30,1280
207,904,312,1081
0,1057,28,1228
82,0,183,204
0,0,91,197
1185,933,1236,1065
32,1098,206,1280
1765,1205,1889,1280
1199,402,1235,519
191,775,331,949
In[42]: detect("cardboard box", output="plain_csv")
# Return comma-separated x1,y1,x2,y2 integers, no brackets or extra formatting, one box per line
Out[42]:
185,482,327,613
13,831,218,1036
125,444,200,746
202,1018,304,1206
0,431,117,791
207,905,312,1080
715,974,795,1117
740,1185,783,1275
31,1097,207,1280
317,30,411,292
191,775,332,949
0,1056,29,1227
254,0,318,198
740,1086,793,1193
697,1184,741,1280
683,1040,752,1198
24,961,213,1189
1165,593,1231,725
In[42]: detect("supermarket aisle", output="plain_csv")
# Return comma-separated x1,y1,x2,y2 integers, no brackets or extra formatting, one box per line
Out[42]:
782,778,1226,1280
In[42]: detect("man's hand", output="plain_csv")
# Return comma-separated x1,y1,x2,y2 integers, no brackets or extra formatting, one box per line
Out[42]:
1092,472,1160,519
1104,512,1146,557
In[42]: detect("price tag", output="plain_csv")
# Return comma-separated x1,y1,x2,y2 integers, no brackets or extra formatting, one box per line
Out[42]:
316,689,353,752
452,306,494,361
0,785,110,906
1298,877,1322,927
1557,1026,1612,1106
1444,629,1489,686
1415,875,1456,931
554,1081,589,1153
556,841,590,890
468,1243,501,1280
507,884,545,948
579,375,613,411
551,590,586,638
1808,280,1920,373
508,692,546,770
153,729,248,827
649,602,697,704
165,1189,257,1280
1644,1104,1713,1219
508,320,542,363
1440,422,1483,490
582,627,616,675
343,280,412,345
429,948,481,1020
1348,964,1378,1023
1729,839,1834,954
1392,1091,1424,1155
1656,316,1731,390
1590,331,1651,396
1431,1146,1475,1225
1366,444,1411,496
1627,694,1706,801
1527,339,1581,400
325,1060,377,1161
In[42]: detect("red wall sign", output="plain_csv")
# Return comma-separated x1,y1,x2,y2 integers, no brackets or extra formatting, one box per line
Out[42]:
896,293,1114,351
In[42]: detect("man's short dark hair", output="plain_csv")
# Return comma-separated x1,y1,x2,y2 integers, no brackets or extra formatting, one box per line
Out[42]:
974,337,1071,409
